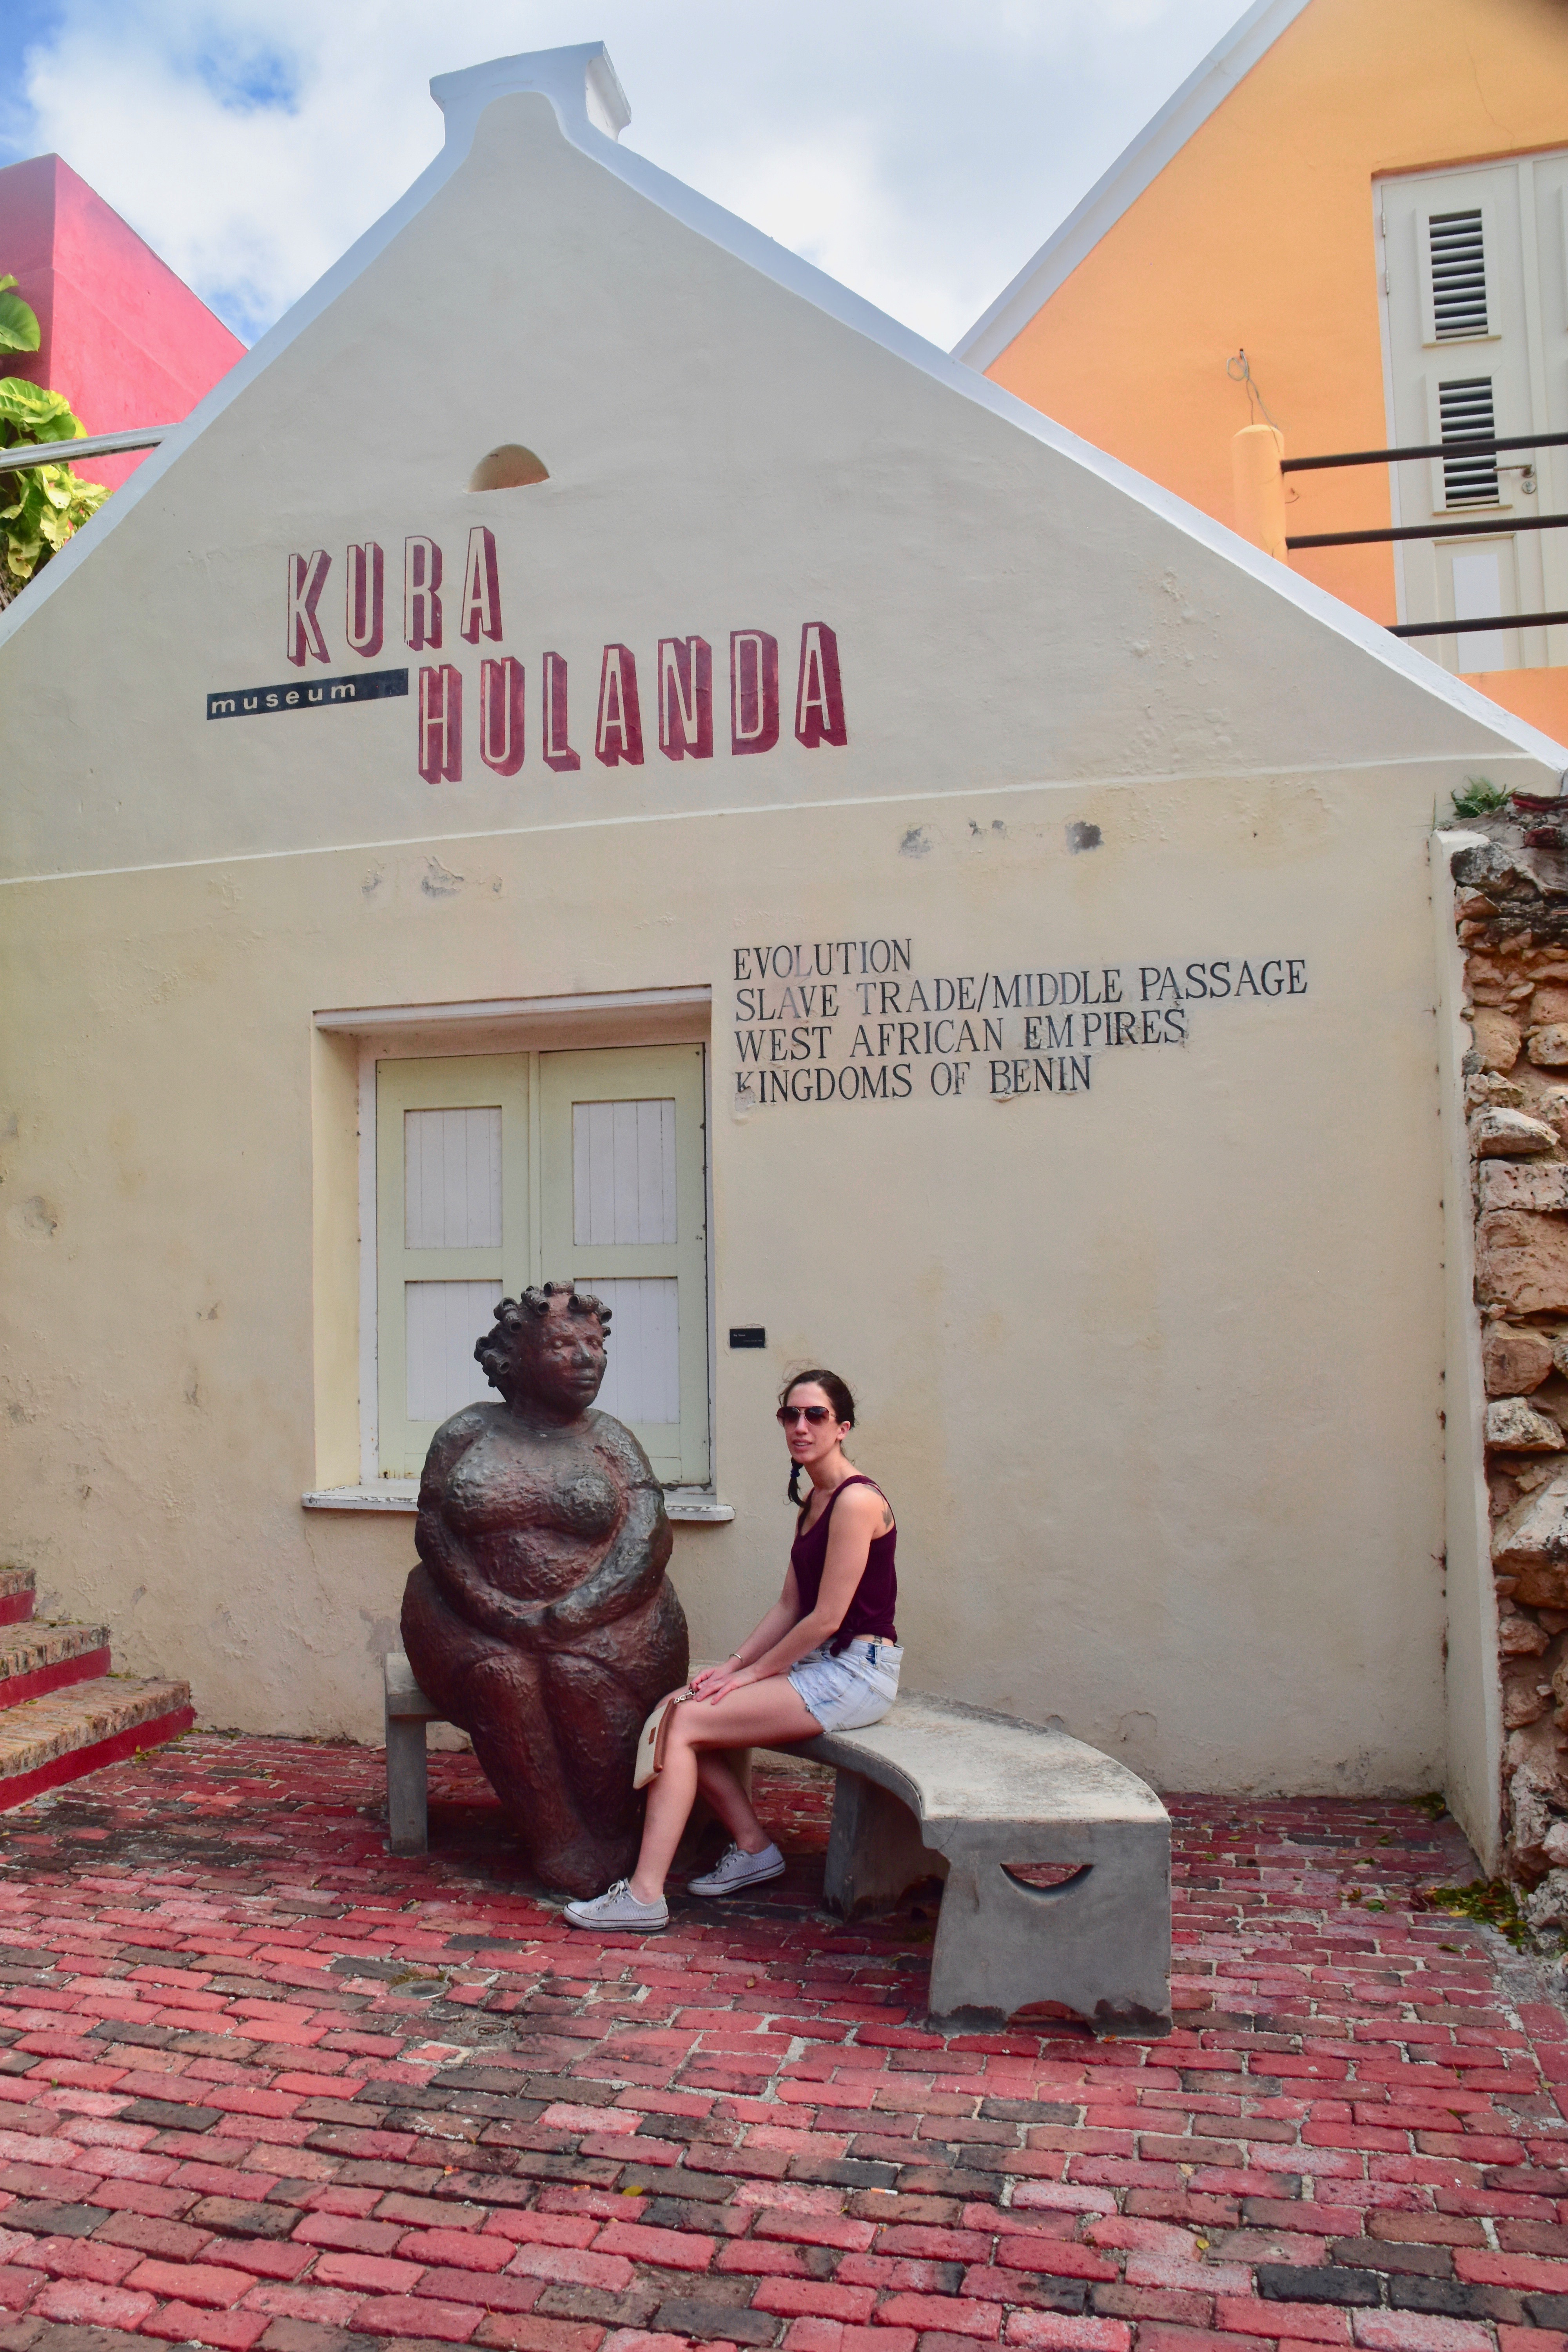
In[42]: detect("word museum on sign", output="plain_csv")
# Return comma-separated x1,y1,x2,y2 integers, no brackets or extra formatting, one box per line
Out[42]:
255,532,848,782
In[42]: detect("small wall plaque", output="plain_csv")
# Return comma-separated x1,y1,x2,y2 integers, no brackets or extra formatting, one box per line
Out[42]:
206,668,409,720
729,1326,766,1349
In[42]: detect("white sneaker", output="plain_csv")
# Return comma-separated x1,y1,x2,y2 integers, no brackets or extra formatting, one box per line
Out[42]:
688,1841,786,1897
562,1879,668,1931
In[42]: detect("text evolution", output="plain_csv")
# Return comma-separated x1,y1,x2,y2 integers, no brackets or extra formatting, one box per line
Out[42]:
731,943,1310,1109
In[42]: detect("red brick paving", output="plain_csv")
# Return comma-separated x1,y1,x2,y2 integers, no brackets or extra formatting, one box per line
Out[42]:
0,1740,1561,2352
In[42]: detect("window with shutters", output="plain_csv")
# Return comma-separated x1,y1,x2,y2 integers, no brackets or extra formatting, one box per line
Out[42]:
1378,150,1568,673
375,1044,709,1483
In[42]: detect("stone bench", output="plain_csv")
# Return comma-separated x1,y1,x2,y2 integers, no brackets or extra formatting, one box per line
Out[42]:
382,1652,1171,2033
383,1648,452,1859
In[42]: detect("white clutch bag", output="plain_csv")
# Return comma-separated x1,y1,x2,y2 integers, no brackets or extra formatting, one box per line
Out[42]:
633,1687,691,1790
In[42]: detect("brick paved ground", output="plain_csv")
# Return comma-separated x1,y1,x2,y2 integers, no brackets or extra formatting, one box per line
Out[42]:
0,1738,1564,2352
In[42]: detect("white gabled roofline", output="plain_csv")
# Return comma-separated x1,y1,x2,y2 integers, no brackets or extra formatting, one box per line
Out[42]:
2,33,1562,770
951,0,1314,371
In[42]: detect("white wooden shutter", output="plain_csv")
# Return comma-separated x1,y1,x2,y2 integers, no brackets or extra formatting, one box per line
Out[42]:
376,1056,530,1475
537,1044,709,1484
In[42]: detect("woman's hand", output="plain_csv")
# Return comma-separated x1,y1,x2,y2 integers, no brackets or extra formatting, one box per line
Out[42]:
693,1658,758,1704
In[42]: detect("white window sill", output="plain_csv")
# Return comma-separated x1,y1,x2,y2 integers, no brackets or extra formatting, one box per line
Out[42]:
662,1489,735,1523
302,1483,734,1522
303,1482,419,1512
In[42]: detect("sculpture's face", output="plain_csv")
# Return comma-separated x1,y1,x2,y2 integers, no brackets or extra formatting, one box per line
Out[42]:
511,1303,607,1418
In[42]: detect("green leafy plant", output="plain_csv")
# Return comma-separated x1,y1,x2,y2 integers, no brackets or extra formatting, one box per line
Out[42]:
1450,775,1510,819
0,273,41,355
0,351,109,601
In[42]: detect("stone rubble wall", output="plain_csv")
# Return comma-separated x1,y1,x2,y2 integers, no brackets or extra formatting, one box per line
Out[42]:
1454,837,1568,1925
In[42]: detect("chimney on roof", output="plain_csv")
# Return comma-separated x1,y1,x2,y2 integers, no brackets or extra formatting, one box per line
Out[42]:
430,42,630,154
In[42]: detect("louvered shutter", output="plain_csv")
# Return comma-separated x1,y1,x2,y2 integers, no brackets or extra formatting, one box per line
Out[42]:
1431,376,1499,510
1421,206,1490,342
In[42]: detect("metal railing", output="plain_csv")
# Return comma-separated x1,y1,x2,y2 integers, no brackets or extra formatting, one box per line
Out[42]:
0,425,172,476
1390,608,1568,640
1290,509,1568,551
1281,427,1568,639
1281,428,1568,476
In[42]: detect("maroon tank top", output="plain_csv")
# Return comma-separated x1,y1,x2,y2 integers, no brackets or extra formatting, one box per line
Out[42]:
790,1474,898,1653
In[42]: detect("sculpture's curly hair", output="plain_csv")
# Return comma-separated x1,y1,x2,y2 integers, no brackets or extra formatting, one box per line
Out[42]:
474,1279,612,1393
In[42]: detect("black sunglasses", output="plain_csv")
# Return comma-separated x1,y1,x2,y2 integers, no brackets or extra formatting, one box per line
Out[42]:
777,1404,833,1425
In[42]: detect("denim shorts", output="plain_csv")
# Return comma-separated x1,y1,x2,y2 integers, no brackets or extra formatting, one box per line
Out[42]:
788,1637,902,1733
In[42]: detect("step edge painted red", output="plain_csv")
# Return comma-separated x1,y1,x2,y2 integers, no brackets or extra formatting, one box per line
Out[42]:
0,1596,34,1627
0,1704,195,1811
0,1647,111,1712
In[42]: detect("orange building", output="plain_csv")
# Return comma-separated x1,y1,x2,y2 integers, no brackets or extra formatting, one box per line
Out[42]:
957,0,1568,742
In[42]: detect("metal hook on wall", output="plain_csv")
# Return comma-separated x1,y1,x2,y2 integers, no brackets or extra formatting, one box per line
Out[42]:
1227,348,1281,432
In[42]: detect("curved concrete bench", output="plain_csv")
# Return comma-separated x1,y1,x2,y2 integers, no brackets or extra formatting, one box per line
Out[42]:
771,1694,1170,2035
382,1654,1170,2035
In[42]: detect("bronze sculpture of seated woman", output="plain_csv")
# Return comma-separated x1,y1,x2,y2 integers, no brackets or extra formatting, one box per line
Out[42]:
400,1281,688,1895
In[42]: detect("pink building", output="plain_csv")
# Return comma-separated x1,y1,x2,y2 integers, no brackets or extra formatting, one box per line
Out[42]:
0,152,243,490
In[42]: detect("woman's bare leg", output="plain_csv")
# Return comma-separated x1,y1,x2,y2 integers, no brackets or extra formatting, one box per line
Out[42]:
694,1752,769,1854
629,1677,820,1903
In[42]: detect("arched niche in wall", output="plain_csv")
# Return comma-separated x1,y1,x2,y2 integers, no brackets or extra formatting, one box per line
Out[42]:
468,445,549,492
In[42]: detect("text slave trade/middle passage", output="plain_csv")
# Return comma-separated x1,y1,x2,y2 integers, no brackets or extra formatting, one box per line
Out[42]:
730,940,1309,1105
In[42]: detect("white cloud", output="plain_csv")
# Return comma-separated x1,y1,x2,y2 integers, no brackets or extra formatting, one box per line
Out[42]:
8,0,1250,351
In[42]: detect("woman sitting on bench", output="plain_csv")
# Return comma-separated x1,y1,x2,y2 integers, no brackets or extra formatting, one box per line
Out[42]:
564,1367,900,1932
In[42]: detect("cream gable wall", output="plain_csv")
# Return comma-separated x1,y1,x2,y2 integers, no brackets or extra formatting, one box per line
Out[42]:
0,48,1554,1841
0,45,1561,885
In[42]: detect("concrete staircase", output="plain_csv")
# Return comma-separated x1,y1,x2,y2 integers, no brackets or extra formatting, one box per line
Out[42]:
0,1567,193,1809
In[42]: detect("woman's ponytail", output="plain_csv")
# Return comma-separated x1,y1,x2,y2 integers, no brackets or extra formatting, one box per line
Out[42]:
787,1459,804,1506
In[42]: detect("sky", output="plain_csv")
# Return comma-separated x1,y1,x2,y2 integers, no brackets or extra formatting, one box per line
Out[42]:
0,0,1251,358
